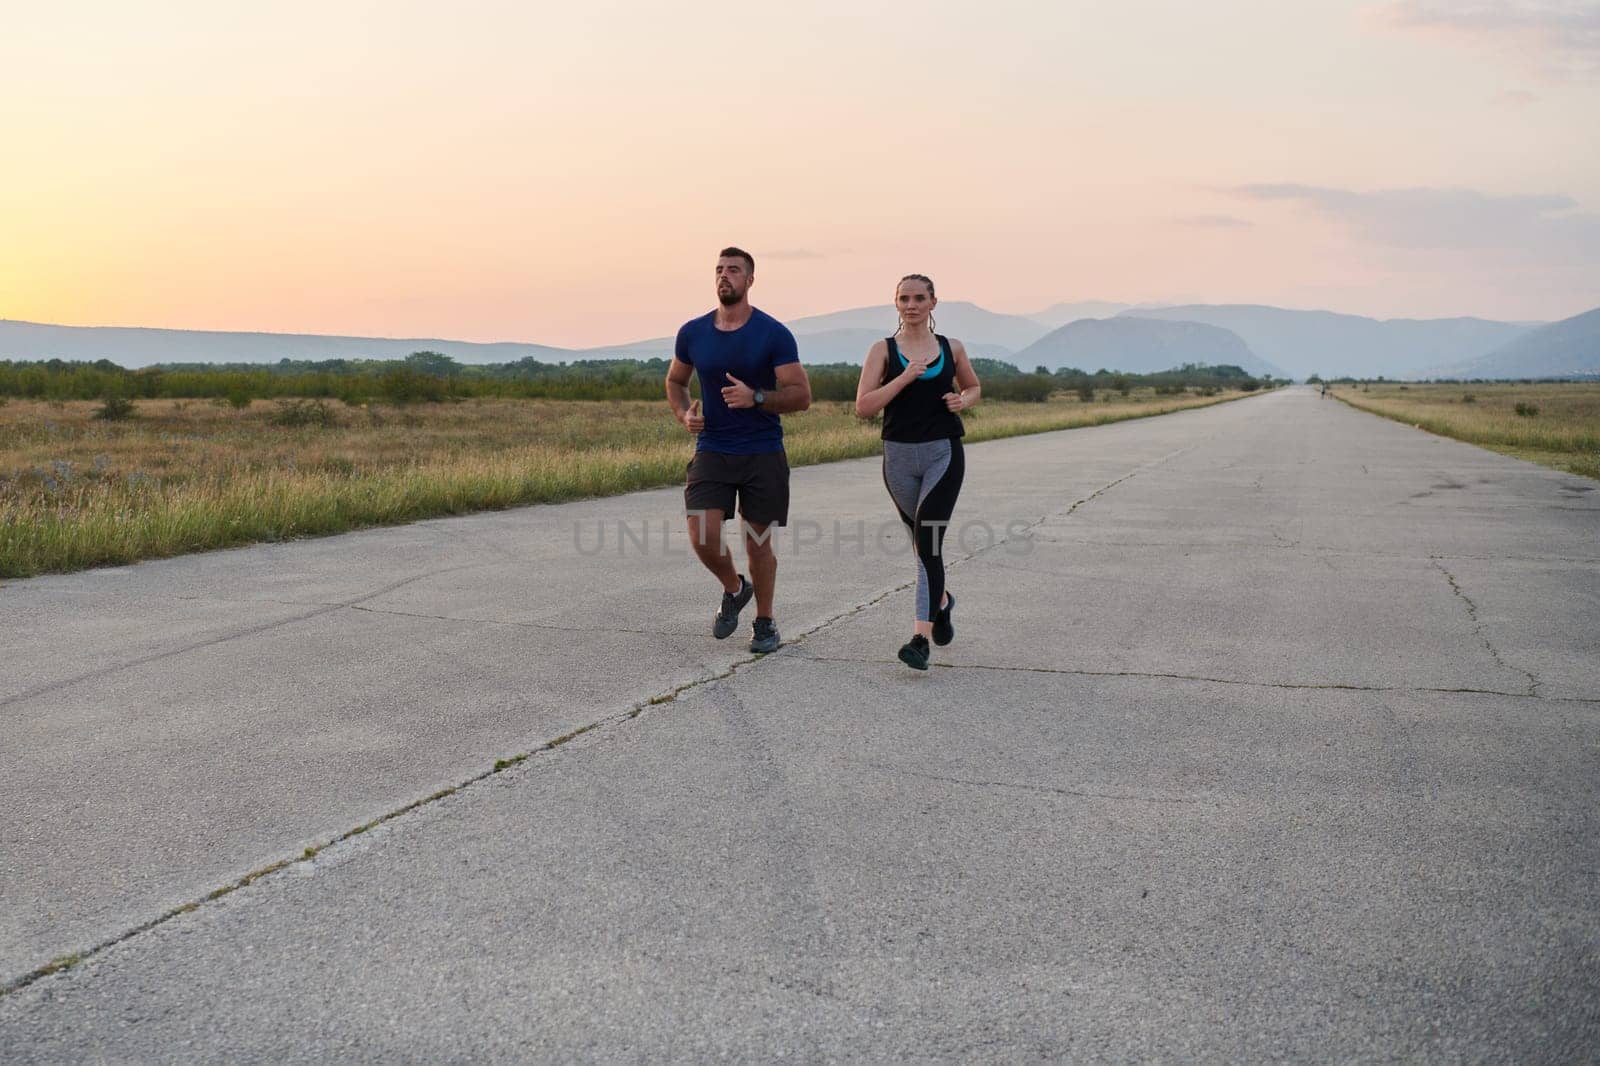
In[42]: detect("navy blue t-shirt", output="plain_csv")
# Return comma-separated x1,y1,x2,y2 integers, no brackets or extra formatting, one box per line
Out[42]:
674,307,800,455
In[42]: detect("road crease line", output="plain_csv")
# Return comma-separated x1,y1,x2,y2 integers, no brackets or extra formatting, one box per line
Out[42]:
788,654,1598,704
0,444,1199,995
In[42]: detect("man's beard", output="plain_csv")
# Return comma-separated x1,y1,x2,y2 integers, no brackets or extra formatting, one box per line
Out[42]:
717,288,741,306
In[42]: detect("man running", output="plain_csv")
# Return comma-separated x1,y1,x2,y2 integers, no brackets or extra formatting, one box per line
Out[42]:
666,247,811,653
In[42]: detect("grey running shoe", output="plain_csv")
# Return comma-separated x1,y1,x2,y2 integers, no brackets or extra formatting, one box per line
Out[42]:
932,590,955,647
749,616,781,654
898,634,930,671
713,575,753,639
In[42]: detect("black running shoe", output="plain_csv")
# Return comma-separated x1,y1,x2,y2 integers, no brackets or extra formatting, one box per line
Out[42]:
932,590,955,647
713,575,753,639
898,634,930,671
749,616,781,654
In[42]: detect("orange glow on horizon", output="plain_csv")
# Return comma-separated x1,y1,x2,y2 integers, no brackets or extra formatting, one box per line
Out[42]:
3,1,1596,346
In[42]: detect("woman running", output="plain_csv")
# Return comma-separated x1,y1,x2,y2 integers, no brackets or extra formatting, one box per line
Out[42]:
855,273,982,670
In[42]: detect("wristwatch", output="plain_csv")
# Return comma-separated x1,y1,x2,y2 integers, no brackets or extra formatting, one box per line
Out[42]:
752,388,766,409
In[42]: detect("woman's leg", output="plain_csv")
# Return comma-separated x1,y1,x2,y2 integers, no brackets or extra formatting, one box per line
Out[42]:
913,439,965,626
882,444,931,624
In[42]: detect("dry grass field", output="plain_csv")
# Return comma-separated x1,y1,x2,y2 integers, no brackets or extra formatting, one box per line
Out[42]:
1333,382,1600,481
0,388,1255,578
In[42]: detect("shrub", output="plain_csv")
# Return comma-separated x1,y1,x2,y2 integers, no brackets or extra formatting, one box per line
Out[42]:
94,395,136,420
1515,402,1539,418
984,375,1054,403
270,398,340,428
378,367,447,404
1462,393,1476,404
1075,383,1095,403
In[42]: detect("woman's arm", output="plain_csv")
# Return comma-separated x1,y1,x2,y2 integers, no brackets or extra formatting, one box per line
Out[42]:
943,339,982,412
855,339,928,419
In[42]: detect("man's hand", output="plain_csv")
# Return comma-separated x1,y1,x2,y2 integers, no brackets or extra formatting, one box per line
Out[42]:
721,373,756,409
682,399,704,433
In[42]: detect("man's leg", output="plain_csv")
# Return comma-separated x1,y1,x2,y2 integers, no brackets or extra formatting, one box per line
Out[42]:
739,452,789,620
686,510,740,593
743,521,777,617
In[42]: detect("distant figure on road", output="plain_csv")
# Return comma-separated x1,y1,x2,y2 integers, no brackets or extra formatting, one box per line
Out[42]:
855,273,982,671
666,247,812,653
1321,383,1328,397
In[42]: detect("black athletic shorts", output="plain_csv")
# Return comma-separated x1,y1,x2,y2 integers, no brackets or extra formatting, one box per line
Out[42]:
684,450,790,527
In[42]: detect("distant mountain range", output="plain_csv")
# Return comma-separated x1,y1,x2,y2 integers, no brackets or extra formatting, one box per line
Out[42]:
3,298,1593,379
576,301,1034,364
1420,306,1600,379
1015,318,1284,378
1117,305,1536,381
0,319,570,368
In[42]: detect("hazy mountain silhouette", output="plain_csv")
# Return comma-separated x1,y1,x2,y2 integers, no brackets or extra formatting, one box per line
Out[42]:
581,300,1048,361
1024,301,1133,328
582,326,1016,365
1,301,1548,377
786,301,1051,351
1421,306,1600,379
0,320,572,369
1014,318,1283,377
1119,305,1536,380
785,328,1016,365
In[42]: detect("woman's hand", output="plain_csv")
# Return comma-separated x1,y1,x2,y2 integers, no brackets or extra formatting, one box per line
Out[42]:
942,391,965,412
899,351,935,380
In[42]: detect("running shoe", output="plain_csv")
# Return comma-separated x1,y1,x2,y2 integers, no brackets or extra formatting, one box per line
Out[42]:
898,634,931,671
713,575,753,639
749,616,781,654
932,591,956,647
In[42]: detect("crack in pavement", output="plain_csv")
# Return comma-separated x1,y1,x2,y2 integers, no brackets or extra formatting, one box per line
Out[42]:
0,562,499,714
788,654,1599,704
277,599,675,638
856,762,1198,806
1432,560,1541,697
1019,539,1600,567
0,443,1198,996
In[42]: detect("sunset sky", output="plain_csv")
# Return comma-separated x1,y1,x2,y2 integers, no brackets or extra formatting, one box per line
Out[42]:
3,1,1597,347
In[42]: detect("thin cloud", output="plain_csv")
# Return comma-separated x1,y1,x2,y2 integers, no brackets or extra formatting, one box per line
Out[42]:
1172,214,1254,229
1369,1,1600,81
760,249,828,261
1233,183,1600,263
1491,88,1540,106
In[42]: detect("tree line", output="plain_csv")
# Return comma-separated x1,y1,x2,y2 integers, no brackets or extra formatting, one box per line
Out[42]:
0,353,1273,406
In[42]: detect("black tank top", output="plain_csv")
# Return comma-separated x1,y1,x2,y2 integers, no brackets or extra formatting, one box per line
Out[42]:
881,334,966,443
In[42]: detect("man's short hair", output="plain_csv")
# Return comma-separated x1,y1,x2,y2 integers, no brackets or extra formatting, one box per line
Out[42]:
719,246,755,273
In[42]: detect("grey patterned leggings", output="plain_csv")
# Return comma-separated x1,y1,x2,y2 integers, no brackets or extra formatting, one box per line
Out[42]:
882,437,966,622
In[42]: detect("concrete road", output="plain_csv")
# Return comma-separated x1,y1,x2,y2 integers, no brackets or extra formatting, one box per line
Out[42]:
2,387,1597,1060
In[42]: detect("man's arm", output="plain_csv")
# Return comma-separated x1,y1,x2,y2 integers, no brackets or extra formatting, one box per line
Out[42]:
763,361,811,413
666,357,702,432
754,323,809,413
721,361,812,414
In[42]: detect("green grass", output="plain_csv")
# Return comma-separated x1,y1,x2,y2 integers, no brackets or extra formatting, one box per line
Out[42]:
0,388,1261,579
1333,383,1600,480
